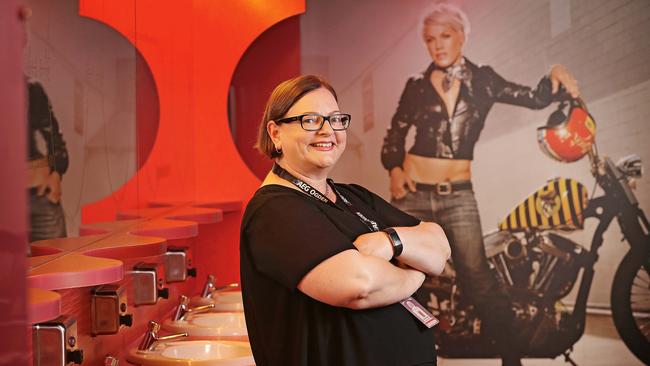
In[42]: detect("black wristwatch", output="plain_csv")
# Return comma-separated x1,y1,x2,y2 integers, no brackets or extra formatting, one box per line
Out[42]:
383,227,403,260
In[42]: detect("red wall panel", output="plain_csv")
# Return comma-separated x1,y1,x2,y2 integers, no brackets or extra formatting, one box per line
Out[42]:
231,16,302,180
79,0,305,280
80,0,304,212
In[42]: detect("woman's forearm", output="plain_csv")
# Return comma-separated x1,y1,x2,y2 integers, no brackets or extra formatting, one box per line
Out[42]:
394,222,451,275
345,255,425,309
297,249,424,310
353,222,451,276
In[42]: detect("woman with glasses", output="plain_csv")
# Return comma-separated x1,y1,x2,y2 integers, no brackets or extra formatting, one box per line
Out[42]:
240,75,451,366
380,4,580,366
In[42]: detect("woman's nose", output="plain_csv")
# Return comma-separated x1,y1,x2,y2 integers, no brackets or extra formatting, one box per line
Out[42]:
318,120,334,135
317,119,335,134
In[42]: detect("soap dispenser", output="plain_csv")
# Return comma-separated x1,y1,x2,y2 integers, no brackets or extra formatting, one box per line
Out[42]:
91,284,133,335
131,262,169,305
164,246,197,282
32,315,84,365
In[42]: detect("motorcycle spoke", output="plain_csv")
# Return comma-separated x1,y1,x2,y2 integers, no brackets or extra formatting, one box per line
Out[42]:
639,321,650,332
632,271,650,337
632,281,650,292
630,291,650,298
630,300,650,309
635,273,650,285
631,276,650,305
612,251,650,363
630,287,650,296
630,294,650,311
638,321,650,339
631,284,650,291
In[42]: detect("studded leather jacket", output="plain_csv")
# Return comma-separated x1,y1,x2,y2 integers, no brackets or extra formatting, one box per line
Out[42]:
28,79,69,175
381,59,554,171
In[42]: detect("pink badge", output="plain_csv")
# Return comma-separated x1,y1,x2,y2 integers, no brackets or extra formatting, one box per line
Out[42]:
400,296,439,328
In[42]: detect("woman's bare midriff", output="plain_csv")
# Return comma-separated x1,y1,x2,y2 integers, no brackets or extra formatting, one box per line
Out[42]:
27,166,51,188
404,154,471,183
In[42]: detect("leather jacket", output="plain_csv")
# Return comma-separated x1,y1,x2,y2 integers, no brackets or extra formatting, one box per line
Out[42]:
381,59,554,170
28,79,69,175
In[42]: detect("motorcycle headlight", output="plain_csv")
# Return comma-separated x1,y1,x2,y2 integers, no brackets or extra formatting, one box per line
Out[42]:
616,154,643,178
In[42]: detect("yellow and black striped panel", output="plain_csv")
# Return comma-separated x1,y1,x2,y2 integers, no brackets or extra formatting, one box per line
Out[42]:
498,178,588,232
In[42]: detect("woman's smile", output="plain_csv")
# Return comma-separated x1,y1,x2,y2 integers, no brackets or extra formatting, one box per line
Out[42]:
310,141,335,150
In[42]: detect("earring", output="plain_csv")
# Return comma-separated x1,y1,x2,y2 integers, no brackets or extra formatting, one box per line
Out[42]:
275,146,282,154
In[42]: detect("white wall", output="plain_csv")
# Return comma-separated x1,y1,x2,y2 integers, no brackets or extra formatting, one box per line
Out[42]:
301,0,650,306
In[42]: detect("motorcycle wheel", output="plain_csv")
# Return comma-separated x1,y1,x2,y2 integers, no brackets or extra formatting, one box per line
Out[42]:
611,250,650,364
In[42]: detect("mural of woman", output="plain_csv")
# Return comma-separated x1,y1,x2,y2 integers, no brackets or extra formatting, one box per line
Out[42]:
380,4,580,366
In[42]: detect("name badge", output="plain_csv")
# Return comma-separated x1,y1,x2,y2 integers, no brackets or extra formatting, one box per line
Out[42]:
400,296,439,328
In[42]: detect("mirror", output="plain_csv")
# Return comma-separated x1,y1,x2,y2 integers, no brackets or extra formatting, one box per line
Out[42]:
24,0,159,265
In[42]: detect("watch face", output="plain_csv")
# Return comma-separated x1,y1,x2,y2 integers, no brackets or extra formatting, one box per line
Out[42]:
384,228,403,258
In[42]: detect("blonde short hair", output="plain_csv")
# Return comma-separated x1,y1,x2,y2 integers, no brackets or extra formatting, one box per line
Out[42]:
422,3,471,42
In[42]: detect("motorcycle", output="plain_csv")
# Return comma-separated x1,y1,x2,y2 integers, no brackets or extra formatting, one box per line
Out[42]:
422,99,650,365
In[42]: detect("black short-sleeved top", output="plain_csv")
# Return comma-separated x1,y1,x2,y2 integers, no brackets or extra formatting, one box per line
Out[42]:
240,183,436,366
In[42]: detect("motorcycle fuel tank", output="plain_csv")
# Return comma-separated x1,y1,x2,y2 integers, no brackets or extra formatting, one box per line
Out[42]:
498,177,589,232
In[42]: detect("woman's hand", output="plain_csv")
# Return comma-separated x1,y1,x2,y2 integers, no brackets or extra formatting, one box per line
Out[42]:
37,171,62,204
389,167,416,200
394,222,451,276
550,64,580,98
355,222,451,276
353,231,393,261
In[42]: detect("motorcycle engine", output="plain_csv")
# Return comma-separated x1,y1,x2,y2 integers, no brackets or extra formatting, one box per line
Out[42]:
424,230,587,352
484,231,585,301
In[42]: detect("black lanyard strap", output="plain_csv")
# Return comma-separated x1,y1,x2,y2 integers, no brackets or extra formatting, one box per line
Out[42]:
272,163,331,204
272,163,379,231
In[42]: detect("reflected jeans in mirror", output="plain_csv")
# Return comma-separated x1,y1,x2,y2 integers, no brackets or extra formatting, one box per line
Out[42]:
29,188,66,243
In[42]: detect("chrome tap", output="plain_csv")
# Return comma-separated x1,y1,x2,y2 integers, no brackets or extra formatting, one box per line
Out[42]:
209,283,239,298
201,274,239,298
201,274,217,298
172,295,215,321
137,321,187,351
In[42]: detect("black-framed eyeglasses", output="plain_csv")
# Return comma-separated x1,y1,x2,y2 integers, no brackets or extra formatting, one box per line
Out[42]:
276,113,352,131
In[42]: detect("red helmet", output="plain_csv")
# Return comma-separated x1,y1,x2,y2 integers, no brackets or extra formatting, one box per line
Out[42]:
537,99,596,163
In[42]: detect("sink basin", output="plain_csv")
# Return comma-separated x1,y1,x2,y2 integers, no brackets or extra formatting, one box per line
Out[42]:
163,312,248,340
128,340,254,366
192,291,244,312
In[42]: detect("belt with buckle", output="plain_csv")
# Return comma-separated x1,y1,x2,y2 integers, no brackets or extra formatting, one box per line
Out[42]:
28,158,49,169
415,181,473,195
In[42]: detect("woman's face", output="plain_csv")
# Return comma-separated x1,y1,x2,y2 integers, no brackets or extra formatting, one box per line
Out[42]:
269,87,347,176
423,23,464,68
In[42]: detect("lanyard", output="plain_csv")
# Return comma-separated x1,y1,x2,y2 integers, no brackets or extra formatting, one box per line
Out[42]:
272,163,379,231
271,163,438,328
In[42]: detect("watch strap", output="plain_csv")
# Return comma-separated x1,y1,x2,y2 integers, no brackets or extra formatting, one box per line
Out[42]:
383,227,403,259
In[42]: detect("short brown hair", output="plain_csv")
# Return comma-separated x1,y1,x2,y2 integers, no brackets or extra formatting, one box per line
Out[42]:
255,75,337,159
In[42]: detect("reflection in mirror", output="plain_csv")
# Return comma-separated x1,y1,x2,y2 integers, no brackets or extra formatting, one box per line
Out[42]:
24,0,159,261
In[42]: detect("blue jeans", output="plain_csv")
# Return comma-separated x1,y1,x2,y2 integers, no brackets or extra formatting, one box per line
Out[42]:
29,188,67,242
392,188,518,361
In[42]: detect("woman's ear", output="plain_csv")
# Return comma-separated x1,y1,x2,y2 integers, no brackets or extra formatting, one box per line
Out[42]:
267,120,281,147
